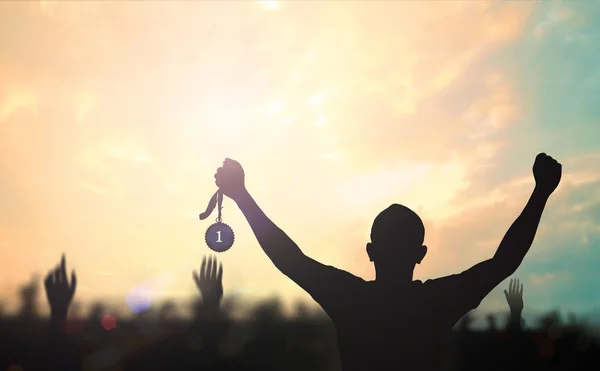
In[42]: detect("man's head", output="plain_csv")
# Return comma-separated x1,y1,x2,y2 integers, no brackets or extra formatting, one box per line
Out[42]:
366,204,427,270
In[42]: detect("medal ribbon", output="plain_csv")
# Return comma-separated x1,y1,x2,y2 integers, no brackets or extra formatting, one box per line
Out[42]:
199,190,223,223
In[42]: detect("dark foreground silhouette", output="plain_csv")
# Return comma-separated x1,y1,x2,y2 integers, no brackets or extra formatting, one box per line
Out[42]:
0,295,598,371
213,153,562,371
1,255,599,371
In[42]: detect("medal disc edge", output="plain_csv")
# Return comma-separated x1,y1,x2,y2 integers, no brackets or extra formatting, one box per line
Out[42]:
205,222,235,253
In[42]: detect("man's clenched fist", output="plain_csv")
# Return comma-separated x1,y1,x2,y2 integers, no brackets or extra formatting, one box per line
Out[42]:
533,153,562,196
215,158,247,201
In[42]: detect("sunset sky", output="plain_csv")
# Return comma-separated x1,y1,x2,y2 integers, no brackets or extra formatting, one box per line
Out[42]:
1,0,599,322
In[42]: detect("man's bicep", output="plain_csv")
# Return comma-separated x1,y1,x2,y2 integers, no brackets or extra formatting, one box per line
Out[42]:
453,259,507,309
284,255,358,302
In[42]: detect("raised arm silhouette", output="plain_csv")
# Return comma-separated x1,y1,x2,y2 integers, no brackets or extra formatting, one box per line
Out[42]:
191,256,226,370
193,255,224,317
45,254,77,330
504,278,524,331
213,153,562,371
40,254,81,371
502,277,530,371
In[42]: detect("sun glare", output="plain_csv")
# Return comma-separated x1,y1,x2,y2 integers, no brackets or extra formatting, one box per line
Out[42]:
258,0,280,11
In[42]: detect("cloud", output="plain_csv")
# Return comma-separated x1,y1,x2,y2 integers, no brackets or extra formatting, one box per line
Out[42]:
302,2,534,171
0,90,38,124
456,154,600,312
529,272,565,286
533,1,584,40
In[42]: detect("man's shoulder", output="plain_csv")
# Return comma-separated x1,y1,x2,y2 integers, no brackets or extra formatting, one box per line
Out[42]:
326,265,366,283
312,266,366,296
421,273,482,312
420,273,466,292
422,273,463,284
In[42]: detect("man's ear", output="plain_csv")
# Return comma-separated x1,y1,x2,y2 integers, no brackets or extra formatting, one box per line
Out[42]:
416,245,427,264
366,242,374,262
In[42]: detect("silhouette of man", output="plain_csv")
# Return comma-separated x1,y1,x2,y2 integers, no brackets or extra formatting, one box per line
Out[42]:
213,153,562,371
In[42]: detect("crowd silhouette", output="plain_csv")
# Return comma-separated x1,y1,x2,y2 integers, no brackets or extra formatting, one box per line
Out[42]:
1,153,599,371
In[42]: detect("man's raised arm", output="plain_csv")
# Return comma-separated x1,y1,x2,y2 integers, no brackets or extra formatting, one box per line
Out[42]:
444,153,562,309
235,190,308,274
213,159,355,294
489,153,561,275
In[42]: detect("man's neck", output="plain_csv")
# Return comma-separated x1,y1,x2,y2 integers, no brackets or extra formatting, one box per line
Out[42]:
375,268,414,284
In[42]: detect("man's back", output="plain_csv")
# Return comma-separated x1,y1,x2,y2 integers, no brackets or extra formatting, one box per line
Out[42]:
311,270,481,371
215,154,562,371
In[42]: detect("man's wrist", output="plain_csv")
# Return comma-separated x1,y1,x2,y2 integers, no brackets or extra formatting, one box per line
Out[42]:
234,189,252,206
533,185,552,200
510,308,523,318
201,300,221,315
50,311,67,321
50,311,68,331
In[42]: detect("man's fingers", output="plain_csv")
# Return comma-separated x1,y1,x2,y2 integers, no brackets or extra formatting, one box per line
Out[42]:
210,257,217,281
200,257,207,281
504,290,509,299
193,271,201,287
217,263,223,283
70,271,77,295
520,283,523,297
54,267,61,283
60,255,67,282
45,273,53,288
207,257,214,281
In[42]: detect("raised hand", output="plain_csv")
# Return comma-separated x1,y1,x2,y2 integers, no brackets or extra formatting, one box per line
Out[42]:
44,254,77,320
214,158,247,201
533,153,562,196
504,278,523,313
193,256,223,308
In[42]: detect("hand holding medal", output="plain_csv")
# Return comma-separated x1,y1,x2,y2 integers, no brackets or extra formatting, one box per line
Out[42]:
199,159,245,252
